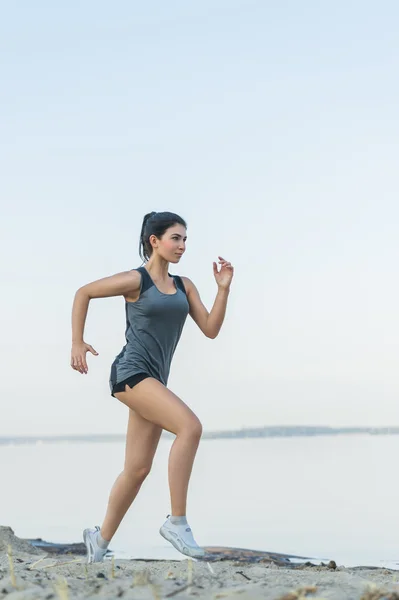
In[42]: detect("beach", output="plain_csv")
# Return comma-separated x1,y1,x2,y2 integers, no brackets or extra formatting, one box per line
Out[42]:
1,526,399,600
2,437,399,570
2,435,399,598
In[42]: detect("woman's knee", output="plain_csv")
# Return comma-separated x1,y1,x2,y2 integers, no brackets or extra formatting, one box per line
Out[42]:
180,416,203,441
124,463,152,483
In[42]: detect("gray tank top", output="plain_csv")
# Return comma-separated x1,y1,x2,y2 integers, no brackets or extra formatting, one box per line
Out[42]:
109,266,189,392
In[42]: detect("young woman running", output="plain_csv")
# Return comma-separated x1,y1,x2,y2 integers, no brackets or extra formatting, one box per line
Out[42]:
70,211,234,563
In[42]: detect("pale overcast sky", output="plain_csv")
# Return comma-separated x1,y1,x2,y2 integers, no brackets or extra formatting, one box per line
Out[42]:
1,1,398,436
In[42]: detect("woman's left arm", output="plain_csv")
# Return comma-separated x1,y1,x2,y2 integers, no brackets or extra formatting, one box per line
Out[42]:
182,256,234,339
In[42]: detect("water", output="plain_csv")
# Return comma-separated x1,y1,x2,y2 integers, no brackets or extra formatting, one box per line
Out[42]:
1,435,398,569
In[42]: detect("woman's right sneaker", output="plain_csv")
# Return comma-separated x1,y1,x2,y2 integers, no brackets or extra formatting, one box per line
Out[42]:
159,516,205,558
83,526,108,563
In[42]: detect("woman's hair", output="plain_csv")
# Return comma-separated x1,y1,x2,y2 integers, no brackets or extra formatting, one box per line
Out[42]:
139,211,187,262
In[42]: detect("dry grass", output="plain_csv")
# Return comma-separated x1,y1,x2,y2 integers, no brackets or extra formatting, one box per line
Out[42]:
3,547,399,600
54,577,69,600
360,583,399,600
7,544,17,588
133,568,150,586
276,585,319,600
28,556,46,570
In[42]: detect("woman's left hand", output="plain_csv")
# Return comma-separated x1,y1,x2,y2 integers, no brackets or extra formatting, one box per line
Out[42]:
213,256,234,290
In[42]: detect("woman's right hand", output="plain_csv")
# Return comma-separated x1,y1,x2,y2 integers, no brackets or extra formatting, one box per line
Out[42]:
70,342,99,374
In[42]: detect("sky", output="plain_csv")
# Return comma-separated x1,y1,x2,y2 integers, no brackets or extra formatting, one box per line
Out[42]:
1,0,398,436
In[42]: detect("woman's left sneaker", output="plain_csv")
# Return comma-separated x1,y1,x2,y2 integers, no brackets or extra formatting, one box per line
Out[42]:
159,516,205,558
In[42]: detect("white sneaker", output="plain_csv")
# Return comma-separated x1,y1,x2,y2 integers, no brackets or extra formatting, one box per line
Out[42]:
159,516,205,558
83,526,108,563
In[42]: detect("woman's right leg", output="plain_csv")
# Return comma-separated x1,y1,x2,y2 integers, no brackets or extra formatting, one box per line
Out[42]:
114,378,202,519
100,408,162,541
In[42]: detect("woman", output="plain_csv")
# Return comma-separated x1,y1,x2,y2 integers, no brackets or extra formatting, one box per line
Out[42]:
70,211,234,563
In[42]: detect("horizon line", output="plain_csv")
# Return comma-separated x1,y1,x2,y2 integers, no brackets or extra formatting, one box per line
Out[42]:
2,424,399,442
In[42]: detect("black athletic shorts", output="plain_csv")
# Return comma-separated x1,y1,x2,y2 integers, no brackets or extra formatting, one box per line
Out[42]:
111,372,151,396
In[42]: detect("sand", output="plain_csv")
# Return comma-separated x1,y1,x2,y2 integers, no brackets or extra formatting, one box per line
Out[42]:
1,526,399,599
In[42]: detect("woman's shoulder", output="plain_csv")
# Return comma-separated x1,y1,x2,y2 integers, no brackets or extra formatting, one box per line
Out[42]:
179,276,195,295
123,269,143,302
179,275,192,285
127,268,143,282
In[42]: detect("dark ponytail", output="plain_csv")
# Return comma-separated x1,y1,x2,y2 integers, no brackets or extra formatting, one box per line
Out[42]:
139,211,187,262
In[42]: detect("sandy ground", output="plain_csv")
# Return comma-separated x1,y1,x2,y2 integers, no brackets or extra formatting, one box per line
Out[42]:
1,527,399,599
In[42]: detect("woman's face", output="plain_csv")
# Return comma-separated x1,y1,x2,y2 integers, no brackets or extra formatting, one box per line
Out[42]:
151,223,187,263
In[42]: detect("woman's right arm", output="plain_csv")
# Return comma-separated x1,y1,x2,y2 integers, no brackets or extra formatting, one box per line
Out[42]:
71,270,141,374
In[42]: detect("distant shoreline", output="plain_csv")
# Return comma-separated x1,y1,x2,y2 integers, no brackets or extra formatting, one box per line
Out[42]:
2,426,399,445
